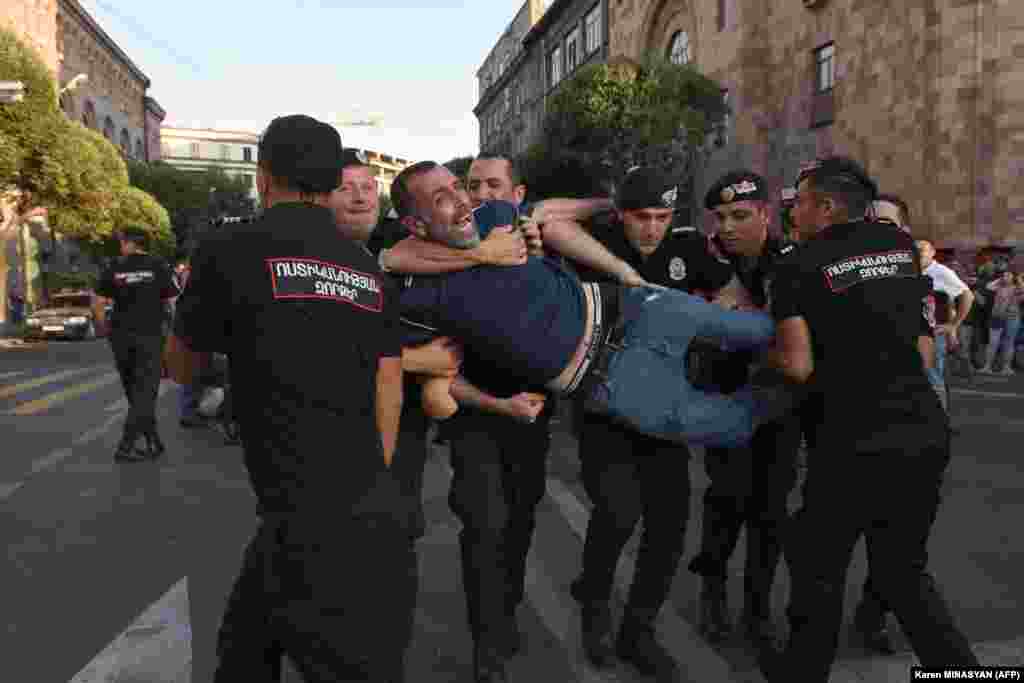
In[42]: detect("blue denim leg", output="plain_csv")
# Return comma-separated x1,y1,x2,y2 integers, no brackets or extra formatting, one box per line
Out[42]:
585,286,771,448
179,383,198,418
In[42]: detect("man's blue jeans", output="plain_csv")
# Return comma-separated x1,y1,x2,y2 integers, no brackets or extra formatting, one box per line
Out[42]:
585,286,777,448
926,334,948,411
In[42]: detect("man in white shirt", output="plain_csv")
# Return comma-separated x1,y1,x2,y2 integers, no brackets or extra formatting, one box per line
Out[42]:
916,240,975,410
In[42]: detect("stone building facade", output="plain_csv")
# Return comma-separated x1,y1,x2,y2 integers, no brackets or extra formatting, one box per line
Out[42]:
476,0,610,158
609,0,1024,255
56,0,162,161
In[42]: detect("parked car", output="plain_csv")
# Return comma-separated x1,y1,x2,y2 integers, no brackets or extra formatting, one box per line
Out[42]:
24,290,102,340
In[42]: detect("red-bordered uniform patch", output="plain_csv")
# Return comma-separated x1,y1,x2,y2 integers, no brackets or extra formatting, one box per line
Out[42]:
821,250,917,293
266,258,383,312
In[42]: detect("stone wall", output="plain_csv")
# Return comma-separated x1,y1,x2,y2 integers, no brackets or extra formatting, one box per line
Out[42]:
610,0,1024,250
0,0,58,73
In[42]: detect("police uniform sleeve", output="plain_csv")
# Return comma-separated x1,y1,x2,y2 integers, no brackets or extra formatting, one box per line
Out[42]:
379,277,403,359
95,264,115,298
685,233,734,293
769,260,806,322
156,260,181,299
173,238,229,352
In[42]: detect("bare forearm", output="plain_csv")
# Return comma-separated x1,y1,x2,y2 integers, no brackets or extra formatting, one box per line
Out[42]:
953,291,974,326
533,198,613,224
450,376,506,414
541,220,634,281
376,359,404,466
918,335,936,370
380,237,486,274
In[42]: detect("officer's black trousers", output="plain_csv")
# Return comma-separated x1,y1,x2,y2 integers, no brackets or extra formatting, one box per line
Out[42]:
109,331,164,439
214,513,417,683
447,409,550,643
688,416,801,611
574,415,690,622
390,393,431,539
779,443,978,681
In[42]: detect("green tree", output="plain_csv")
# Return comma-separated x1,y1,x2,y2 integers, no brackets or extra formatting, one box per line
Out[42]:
529,56,726,201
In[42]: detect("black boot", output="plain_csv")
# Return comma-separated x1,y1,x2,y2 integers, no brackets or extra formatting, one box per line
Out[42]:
699,578,732,643
570,577,615,668
616,614,679,679
137,431,166,459
853,597,896,654
115,434,148,463
471,641,507,683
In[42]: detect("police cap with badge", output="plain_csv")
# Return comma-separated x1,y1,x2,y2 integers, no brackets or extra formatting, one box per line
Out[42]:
616,166,680,212
704,169,771,210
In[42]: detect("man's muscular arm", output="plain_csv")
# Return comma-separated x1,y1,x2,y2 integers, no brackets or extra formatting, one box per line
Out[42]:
531,198,614,224
380,227,526,274
450,376,546,423
540,219,646,286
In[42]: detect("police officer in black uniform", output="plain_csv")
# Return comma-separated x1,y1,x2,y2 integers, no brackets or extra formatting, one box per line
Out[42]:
761,156,978,681
568,167,734,677
167,115,416,682
93,226,180,462
686,170,802,648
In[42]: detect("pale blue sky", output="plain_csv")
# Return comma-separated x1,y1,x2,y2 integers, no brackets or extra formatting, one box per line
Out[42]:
79,0,524,161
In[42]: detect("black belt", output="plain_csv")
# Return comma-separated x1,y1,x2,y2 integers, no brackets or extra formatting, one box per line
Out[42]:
572,282,624,400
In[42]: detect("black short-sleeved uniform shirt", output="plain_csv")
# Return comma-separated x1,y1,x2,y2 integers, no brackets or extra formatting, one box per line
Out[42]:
96,253,179,335
174,202,404,518
573,210,734,293
702,235,798,392
770,220,943,454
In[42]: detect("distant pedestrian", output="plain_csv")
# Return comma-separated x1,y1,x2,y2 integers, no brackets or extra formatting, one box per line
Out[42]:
93,226,179,462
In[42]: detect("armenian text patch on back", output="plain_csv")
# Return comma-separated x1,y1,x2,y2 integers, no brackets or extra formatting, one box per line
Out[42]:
822,250,917,293
267,257,383,312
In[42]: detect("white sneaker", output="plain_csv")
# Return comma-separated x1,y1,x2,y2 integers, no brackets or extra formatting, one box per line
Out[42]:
978,365,993,374
1000,367,1015,376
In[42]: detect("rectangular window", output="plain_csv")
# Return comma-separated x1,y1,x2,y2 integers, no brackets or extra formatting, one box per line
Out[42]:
718,0,727,31
243,146,253,162
566,26,581,72
189,142,200,158
815,43,835,93
220,144,231,160
585,5,602,54
550,45,563,86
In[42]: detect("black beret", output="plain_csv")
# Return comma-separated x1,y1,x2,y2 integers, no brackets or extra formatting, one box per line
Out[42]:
796,156,878,201
704,169,770,209
616,167,679,211
258,115,344,194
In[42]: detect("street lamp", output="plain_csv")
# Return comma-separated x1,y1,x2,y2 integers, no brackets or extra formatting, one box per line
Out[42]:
0,80,25,104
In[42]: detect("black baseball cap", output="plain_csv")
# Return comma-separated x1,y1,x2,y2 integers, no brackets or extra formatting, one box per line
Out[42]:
258,115,344,194
616,167,679,211
796,156,878,201
705,169,770,209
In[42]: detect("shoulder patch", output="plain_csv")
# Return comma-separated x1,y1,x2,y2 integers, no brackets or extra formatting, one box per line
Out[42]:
669,257,687,281
780,245,795,255
266,257,383,312
821,250,917,294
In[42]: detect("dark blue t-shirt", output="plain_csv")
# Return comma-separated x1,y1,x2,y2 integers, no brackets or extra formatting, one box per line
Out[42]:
399,256,586,386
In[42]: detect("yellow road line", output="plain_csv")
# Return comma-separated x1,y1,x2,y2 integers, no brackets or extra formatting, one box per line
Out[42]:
0,365,108,400
9,372,120,416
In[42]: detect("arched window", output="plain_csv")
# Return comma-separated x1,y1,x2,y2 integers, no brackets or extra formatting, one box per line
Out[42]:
135,138,144,160
103,116,114,141
119,129,131,156
82,100,96,129
668,31,691,65
60,92,76,119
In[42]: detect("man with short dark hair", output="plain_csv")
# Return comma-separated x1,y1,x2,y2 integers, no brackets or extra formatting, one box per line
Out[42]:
388,160,796,448
687,170,802,650
166,115,417,682
93,226,179,461
761,156,977,680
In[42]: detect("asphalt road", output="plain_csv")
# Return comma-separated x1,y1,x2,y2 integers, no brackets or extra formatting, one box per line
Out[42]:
1,339,1021,682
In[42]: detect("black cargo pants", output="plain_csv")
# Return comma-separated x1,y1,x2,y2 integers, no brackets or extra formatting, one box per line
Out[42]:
776,442,978,682
688,414,801,612
214,512,417,682
447,405,551,645
573,413,691,622
109,330,164,439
